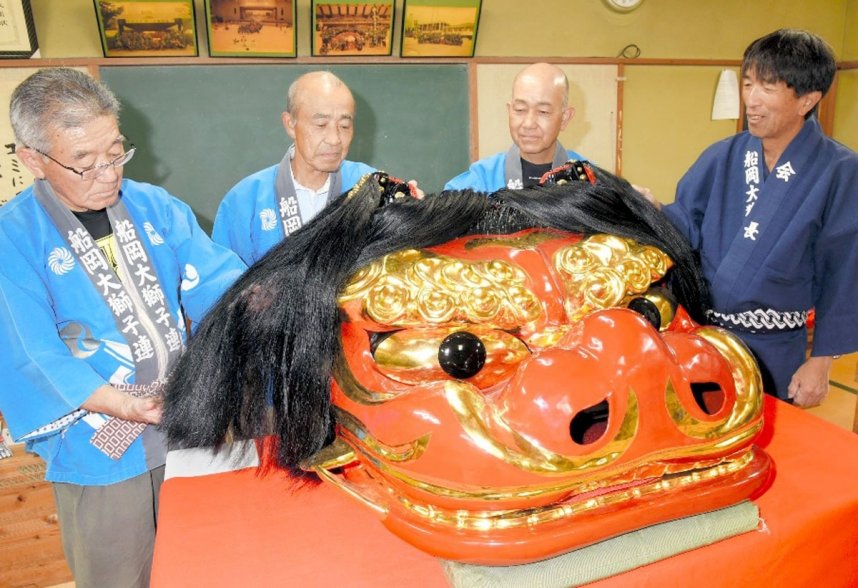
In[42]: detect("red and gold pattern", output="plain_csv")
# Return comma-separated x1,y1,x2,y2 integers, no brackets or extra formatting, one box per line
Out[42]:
303,229,772,564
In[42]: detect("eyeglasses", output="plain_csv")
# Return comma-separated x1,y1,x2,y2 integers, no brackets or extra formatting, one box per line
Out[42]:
32,144,136,181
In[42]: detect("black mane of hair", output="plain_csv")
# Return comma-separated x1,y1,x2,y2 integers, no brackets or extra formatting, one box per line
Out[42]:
161,166,710,476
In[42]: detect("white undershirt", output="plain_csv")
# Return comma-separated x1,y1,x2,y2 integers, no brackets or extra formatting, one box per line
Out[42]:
289,160,332,224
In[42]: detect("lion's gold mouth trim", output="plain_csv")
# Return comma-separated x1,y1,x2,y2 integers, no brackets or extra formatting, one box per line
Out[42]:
312,390,762,503
311,446,762,531
393,448,760,532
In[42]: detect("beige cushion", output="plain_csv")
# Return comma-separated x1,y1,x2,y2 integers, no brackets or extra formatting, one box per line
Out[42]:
441,500,760,588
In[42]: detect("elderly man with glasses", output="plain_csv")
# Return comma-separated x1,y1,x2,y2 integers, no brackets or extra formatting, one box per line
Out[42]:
0,67,246,588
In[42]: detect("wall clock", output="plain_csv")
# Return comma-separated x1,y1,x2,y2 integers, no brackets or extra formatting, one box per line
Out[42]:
604,0,644,12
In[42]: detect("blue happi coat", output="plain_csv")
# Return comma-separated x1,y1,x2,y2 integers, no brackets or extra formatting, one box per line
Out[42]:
212,159,375,266
663,117,858,398
0,179,245,484
444,144,585,192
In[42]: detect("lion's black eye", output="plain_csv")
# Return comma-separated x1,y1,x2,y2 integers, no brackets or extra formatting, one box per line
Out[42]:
438,331,486,379
371,326,527,387
628,296,662,330
627,287,678,331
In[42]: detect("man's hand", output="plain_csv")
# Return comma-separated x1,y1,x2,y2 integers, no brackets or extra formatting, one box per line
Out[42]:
120,394,163,424
787,356,833,407
83,383,164,424
632,184,660,210
407,180,425,200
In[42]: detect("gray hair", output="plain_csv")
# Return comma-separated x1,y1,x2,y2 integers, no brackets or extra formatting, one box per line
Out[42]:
286,71,348,117
10,68,121,153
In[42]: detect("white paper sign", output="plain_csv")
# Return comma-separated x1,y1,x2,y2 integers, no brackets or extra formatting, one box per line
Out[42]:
712,69,740,120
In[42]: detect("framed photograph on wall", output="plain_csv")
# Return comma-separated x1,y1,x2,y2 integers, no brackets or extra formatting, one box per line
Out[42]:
0,0,39,58
205,0,296,57
401,0,481,58
93,0,198,57
311,1,394,57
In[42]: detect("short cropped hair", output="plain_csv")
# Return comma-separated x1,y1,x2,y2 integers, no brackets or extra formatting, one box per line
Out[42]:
742,29,836,117
9,68,120,153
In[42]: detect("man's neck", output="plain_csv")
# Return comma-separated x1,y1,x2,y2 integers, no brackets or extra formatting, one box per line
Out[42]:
761,122,804,172
518,141,558,166
290,160,329,191
521,151,555,166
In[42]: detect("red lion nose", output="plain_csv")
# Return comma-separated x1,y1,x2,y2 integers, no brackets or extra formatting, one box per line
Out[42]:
498,309,684,454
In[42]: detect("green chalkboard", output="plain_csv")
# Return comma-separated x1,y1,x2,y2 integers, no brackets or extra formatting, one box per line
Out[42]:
100,64,470,232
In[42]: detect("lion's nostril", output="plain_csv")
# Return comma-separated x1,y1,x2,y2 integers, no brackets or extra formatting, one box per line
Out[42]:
690,382,725,415
570,399,610,445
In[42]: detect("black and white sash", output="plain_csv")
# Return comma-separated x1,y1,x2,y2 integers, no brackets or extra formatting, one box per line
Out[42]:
274,144,343,237
503,142,569,189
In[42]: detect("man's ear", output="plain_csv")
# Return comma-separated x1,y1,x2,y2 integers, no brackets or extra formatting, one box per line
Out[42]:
799,91,822,117
281,111,297,140
559,106,575,131
15,146,47,179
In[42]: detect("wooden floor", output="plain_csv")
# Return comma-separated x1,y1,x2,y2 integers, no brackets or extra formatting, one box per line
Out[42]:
0,445,72,588
0,355,855,588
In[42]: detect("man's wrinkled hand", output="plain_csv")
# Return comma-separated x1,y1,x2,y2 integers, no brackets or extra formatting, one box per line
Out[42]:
787,356,832,407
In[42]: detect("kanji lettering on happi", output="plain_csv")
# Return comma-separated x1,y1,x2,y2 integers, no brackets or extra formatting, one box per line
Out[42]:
79,249,109,274
108,290,134,316
122,315,141,337
743,150,761,219
155,306,172,327
744,221,760,240
68,228,94,255
165,328,182,352
744,166,760,185
283,216,301,236
141,283,165,308
122,240,148,264
280,196,298,218
96,272,123,296
114,219,137,243
775,161,796,182
745,185,760,216
134,263,157,286
133,335,155,362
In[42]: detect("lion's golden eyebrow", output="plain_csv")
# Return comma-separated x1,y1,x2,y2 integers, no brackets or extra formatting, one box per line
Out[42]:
339,234,673,330
339,248,543,329
553,234,673,322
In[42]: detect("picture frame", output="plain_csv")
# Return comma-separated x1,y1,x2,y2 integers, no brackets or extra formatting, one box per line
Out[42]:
0,0,39,58
311,1,394,57
204,0,296,57
400,0,481,58
93,0,198,58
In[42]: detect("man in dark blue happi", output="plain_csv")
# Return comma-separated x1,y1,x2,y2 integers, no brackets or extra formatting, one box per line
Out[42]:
662,29,858,406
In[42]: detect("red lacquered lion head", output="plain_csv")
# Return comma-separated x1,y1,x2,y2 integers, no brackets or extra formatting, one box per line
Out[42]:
306,230,770,564
164,171,772,566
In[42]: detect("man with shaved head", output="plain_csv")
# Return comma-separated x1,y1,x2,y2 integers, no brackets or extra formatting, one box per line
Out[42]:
213,71,376,265
445,62,585,192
